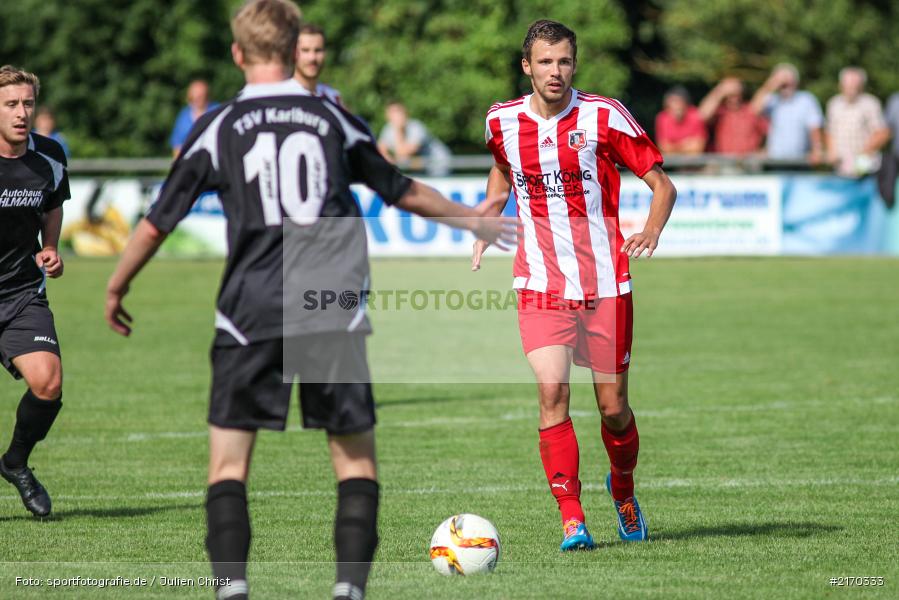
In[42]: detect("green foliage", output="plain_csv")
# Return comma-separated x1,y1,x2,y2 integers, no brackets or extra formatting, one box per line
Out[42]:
0,1,629,156
0,0,235,157
655,0,899,103
298,0,630,152
4,1,898,156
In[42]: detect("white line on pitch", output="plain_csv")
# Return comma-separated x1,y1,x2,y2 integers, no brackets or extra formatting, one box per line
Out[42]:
119,396,897,442
2,475,896,504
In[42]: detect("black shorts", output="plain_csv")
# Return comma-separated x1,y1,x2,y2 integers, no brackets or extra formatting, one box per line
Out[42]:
209,333,374,434
0,292,61,379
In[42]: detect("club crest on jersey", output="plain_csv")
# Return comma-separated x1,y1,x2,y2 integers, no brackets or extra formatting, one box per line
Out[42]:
568,129,587,151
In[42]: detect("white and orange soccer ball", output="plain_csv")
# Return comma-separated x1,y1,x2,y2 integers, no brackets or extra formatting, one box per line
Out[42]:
429,514,500,576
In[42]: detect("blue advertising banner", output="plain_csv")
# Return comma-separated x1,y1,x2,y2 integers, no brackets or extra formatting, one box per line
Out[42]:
781,176,891,255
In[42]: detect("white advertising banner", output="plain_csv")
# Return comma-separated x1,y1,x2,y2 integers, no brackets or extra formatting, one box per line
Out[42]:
619,175,783,256
67,175,782,258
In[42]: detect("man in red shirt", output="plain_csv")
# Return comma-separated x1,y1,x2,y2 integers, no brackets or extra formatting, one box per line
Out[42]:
473,20,677,550
698,78,768,155
655,86,707,154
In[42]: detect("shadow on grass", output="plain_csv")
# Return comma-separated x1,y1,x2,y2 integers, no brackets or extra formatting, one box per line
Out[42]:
0,503,198,523
654,521,843,541
375,390,507,409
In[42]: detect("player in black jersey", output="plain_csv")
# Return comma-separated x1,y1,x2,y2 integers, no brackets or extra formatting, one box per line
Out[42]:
0,66,69,517
105,2,517,599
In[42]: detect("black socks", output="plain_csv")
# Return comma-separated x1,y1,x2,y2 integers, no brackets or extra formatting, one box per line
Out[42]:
3,389,62,469
206,480,251,599
205,476,379,600
333,478,379,600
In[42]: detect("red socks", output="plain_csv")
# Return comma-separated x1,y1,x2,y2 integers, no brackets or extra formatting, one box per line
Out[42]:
601,414,639,501
538,418,584,525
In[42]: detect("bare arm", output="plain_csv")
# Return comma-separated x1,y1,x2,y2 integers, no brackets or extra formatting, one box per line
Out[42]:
621,165,677,258
40,206,63,251
863,127,892,154
105,219,169,336
392,127,423,161
377,142,395,163
36,206,64,278
698,83,726,122
678,136,708,155
395,180,516,245
472,163,514,271
808,127,825,164
749,73,782,115
484,163,513,215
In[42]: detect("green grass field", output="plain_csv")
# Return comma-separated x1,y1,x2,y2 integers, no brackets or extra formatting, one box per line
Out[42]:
0,256,897,599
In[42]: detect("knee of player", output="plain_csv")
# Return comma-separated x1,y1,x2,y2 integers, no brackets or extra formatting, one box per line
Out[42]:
31,373,62,401
538,383,569,407
598,400,629,423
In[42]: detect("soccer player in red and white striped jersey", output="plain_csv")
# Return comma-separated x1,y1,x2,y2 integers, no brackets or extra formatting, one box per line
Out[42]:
473,20,677,550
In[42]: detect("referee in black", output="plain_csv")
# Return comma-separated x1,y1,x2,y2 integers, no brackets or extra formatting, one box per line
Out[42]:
0,65,69,517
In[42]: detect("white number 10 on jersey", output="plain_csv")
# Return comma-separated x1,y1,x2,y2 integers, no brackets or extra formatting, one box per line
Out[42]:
243,131,328,225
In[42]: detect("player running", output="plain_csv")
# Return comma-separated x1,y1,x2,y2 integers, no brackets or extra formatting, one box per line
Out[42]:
473,20,677,550
0,65,68,517
105,1,516,599
294,22,343,106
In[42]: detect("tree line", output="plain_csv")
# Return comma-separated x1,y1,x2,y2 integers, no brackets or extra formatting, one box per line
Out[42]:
1,0,897,157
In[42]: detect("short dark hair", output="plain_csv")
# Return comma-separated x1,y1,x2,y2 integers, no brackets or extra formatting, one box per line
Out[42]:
522,20,577,62
299,23,325,43
665,85,691,104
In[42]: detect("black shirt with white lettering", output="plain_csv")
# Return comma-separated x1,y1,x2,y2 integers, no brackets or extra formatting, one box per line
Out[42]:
0,133,69,301
146,79,413,345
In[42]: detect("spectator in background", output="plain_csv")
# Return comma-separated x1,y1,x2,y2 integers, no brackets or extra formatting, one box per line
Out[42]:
750,63,824,163
654,86,707,155
825,67,891,178
698,77,767,155
877,92,899,207
169,79,219,157
377,101,451,176
32,106,70,158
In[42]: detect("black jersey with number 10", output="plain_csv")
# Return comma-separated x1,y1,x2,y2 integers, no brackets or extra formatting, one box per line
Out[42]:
146,79,412,346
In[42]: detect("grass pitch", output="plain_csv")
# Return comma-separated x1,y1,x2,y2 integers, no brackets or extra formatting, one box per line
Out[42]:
0,256,897,599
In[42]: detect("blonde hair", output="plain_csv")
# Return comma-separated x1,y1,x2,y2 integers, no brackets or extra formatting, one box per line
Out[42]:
0,65,40,97
231,0,302,67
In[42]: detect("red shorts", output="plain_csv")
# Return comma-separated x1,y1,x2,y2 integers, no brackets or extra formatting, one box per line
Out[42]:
517,290,633,374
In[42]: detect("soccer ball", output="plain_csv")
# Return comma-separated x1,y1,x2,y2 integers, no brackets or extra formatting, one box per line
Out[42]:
429,514,500,576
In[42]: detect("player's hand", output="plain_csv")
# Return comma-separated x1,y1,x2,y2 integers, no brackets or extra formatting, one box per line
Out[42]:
105,287,134,337
471,194,520,251
471,239,489,271
35,247,64,278
621,229,660,259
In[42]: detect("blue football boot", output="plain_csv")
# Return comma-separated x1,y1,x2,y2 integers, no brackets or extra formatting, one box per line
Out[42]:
605,473,648,541
560,519,595,551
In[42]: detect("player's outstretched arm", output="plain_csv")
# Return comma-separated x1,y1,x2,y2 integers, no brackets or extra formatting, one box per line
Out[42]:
395,180,519,248
621,165,677,259
37,206,64,278
472,163,513,271
105,219,169,336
